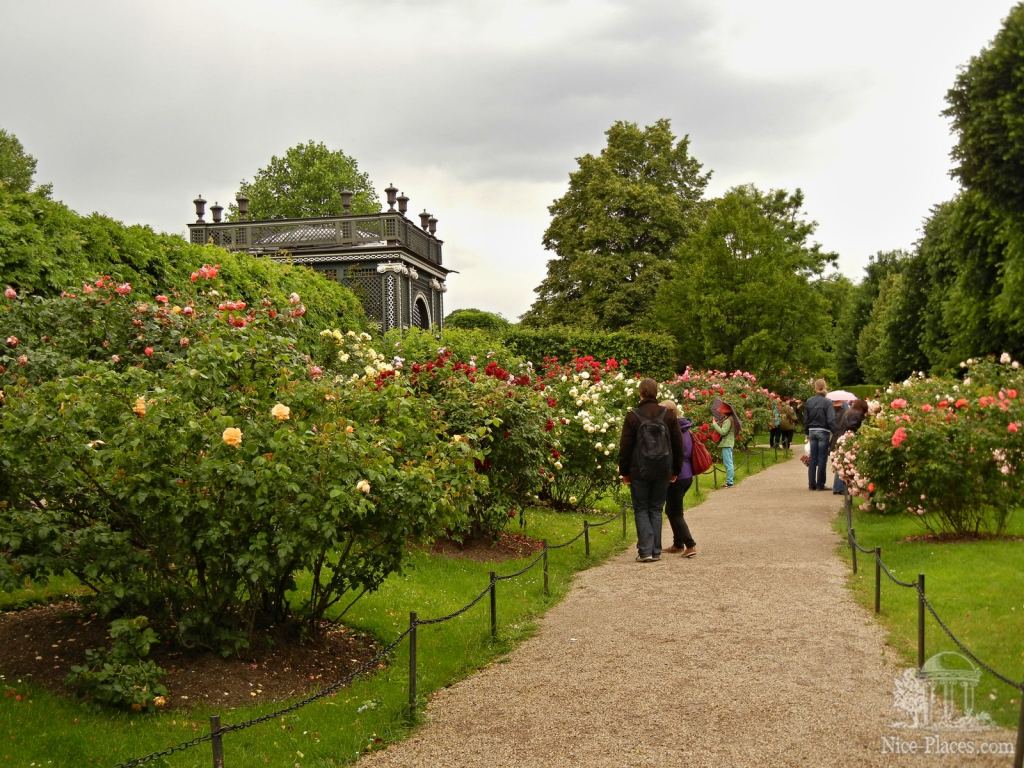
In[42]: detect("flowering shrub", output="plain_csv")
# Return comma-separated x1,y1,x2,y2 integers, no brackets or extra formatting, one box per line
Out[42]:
0,284,478,653
538,356,634,509
664,367,778,452
835,357,1024,535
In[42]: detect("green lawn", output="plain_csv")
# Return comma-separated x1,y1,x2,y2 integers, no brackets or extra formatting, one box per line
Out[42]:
833,505,1024,727
0,449,789,767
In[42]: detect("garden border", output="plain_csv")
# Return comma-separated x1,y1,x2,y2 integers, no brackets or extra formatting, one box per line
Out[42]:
842,493,1024,768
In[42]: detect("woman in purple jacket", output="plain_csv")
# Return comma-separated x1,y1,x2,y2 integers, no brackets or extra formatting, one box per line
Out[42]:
660,400,698,557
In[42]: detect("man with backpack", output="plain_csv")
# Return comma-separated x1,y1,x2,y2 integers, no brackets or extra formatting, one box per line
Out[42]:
618,378,684,562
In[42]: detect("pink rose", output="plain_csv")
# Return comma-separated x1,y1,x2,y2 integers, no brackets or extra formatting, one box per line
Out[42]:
890,398,908,409
144,347,154,357
4,287,16,300
891,427,908,448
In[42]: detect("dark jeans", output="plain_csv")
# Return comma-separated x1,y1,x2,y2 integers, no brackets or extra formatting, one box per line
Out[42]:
630,476,669,557
768,426,781,448
781,429,794,449
665,477,696,548
808,429,831,489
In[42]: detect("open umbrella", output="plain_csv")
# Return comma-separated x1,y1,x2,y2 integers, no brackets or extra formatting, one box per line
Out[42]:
827,389,858,402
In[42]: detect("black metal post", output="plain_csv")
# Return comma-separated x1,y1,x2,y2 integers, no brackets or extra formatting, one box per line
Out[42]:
542,540,549,596
584,520,591,558
845,493,853,532
621,504,627,539
210,715,224,768
408,612,417,722
745,449,750,473
1013,686,1024,768
874,548,881,614
713,464,719,489
850,528,858,574
489,572,497,639
694,473,699,494
917,573,926,670
760,447,765,468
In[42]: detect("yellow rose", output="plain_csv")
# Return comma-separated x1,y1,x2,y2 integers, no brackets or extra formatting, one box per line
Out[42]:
153,695,167,709
133,397,147,417
222,427,243,447
271,403,291,421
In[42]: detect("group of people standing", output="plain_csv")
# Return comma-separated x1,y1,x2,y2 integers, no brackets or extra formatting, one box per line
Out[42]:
616,378,741,562
802,379,869,492
617,377,870,563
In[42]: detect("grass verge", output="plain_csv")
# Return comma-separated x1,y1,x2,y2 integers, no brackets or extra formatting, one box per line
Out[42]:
833,505,1024,727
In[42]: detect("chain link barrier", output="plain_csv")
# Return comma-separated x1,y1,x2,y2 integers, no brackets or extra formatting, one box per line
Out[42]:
845,519,1023,690
113,627,412,768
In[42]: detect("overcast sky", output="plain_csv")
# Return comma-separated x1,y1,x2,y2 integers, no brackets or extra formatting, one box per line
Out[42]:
1,1,1015,319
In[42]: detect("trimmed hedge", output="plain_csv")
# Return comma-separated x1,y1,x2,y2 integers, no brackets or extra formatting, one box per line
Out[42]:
505,326,677,379
843,384,882,400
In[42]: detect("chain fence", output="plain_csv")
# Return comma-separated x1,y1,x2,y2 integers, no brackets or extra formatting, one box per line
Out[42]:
112,507,623,768
842,495,1024,767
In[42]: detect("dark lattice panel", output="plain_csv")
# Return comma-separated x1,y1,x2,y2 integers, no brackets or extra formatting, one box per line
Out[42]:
345,266,384,326
319,268,338,282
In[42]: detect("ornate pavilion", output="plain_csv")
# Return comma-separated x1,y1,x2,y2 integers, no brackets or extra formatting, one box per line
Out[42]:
187,185,450,331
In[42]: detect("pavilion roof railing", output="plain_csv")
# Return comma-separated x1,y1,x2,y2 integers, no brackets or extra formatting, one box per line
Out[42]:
188,212,443,267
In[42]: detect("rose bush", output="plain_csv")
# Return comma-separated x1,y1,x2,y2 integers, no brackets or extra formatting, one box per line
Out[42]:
835,356,1024,536
0,284,479,653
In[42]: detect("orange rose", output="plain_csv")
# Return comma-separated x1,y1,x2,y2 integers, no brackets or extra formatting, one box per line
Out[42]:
222,427,243,447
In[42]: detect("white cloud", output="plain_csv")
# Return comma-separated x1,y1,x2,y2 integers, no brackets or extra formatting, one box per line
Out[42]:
0,0,1014,320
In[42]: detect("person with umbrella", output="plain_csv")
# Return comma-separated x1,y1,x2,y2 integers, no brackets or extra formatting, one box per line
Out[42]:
710,397,741,488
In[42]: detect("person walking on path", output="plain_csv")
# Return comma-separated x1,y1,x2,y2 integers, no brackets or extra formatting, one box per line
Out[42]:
768,397,782,449
618,379,683,562
659,399,697,557
804,379,836,490
780,398,799,449
710,399,740,487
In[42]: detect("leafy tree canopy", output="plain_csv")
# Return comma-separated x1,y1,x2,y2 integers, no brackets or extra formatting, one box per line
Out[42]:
230,140,380,220
0,128,49,196
444,307,511,334
656,185,836,385
945,4,1024,215
522,119,709,329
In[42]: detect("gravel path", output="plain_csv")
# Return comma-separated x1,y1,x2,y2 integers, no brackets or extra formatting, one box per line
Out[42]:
359,455,1017,767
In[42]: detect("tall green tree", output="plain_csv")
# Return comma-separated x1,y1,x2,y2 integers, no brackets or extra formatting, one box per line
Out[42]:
229,140,380,220
522,119,709,328
833,250,912,384
0,128,49,196
656,185,836,382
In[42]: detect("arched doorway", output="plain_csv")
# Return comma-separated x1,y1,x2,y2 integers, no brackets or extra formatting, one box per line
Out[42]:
412,296,431,329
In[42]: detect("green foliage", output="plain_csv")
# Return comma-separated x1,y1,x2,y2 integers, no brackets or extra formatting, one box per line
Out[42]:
443,307,511,334
504,326,676,380
382,326,520,368
0,186,368,334
523,119,709,329
0,287,478,653
229,140,380,220
0,128,44,195
835,356,1024,536
945,4,1024,216
656,185,836,380
66,617,168,711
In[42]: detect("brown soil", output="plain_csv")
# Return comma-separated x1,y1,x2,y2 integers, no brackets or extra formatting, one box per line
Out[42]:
0,532,543,711
429,530,545,561
902,532,1024,543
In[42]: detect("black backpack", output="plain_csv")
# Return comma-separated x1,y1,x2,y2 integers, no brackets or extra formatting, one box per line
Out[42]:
631,407,672,480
